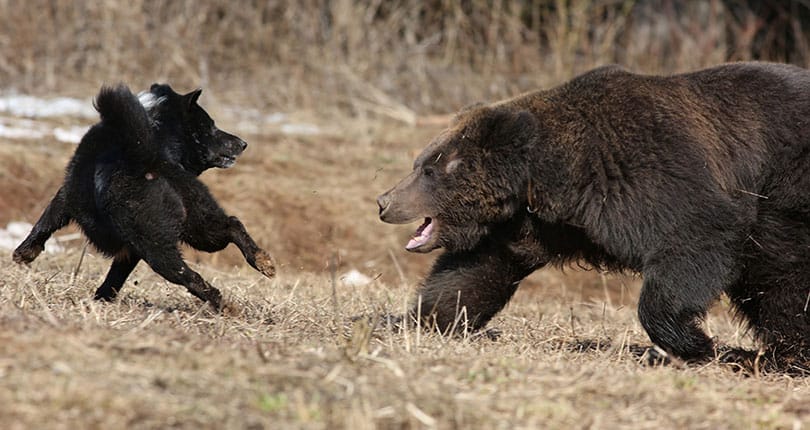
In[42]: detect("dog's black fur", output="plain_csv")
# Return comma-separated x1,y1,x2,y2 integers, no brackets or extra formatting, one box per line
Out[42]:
13,84,275,308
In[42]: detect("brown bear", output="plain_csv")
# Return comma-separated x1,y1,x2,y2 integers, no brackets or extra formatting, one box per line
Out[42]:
377,62,810,364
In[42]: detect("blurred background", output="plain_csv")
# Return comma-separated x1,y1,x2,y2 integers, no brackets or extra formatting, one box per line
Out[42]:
2,0,810,295
3,0,810,110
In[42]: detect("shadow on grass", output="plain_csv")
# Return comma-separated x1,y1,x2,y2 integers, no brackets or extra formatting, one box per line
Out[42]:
568,337,810,377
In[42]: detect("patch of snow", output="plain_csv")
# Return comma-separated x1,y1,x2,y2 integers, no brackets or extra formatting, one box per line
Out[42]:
232,121,260,134
280,123,320,136
0,221,64,254
265,112,287,124
221,105,323,136
54,126,87,144
0,123,48,139
340,269,374,287
0,116,87,144
51,361,74,375
0,95,95,118
1,116,45,129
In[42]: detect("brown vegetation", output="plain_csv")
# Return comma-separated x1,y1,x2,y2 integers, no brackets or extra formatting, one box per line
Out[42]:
2,1,810,428
3,256,809,429
3,1,810,114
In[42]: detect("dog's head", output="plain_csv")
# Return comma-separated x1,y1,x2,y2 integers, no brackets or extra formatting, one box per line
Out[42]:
140,84,247,175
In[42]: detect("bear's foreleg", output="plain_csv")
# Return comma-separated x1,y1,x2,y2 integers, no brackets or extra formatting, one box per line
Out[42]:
412,243,540,334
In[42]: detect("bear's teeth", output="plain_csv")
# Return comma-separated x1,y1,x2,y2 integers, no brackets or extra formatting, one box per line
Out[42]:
406,237,423,249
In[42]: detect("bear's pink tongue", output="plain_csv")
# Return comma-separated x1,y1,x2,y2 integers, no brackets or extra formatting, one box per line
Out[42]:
406,218,433,250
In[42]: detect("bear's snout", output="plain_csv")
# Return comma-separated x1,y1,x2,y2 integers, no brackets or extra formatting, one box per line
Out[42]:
377,192,391,218
377,190,418,224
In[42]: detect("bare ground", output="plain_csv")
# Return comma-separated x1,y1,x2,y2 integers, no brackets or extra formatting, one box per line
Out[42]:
1,113,809,429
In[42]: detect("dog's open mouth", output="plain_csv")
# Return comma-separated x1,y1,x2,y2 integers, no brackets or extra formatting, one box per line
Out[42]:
216,155,237,168
406,217,435,251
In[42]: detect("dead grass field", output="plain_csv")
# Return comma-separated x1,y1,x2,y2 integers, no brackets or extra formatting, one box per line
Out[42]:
2,246,809,429
4,1,810,428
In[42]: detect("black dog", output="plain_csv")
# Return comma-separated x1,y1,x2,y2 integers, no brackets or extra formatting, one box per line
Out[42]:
13,84,275,309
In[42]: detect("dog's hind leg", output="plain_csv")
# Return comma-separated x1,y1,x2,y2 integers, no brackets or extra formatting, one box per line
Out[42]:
137,244,223,310
13,186,70,264
94,250,140,301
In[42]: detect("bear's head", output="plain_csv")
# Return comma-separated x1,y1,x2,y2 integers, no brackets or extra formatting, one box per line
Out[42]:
377,104,541,253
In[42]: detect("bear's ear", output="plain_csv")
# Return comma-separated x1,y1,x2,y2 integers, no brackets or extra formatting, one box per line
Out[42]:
481,108,539,150
451,102,486,126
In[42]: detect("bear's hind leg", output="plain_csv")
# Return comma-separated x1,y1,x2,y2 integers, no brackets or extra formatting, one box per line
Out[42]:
638,249,738,361
731,211,810,360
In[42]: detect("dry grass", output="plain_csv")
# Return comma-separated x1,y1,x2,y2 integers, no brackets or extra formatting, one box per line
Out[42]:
1,251,808,429
4,1,810,428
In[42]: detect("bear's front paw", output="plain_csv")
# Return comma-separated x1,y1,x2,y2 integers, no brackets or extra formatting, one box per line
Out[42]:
717,346,763,374
628,345,673,366
469,327,502,341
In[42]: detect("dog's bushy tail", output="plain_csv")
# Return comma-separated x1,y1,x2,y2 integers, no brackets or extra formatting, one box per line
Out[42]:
94,84,158,166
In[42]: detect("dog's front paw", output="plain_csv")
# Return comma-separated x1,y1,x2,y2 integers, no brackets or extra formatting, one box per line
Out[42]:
195,284,223,311
219,297,242,317
93,287,118,302
253,250,276,278
12,244,43,265
208,290,223,311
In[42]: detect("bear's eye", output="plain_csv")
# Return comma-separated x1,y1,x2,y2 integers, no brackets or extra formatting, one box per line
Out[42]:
422,166,436,178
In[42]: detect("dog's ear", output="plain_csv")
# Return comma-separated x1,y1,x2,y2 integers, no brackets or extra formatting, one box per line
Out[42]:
185,88,202,107
149,83,174,97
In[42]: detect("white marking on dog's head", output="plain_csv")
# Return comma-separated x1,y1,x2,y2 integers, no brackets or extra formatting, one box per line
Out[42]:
137,91,166,113
138,91,166,128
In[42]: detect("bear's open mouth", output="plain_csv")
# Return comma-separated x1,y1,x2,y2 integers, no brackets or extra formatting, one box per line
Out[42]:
406,217,434,251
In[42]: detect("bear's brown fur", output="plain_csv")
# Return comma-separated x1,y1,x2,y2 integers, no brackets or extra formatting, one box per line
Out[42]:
377,62,810,364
